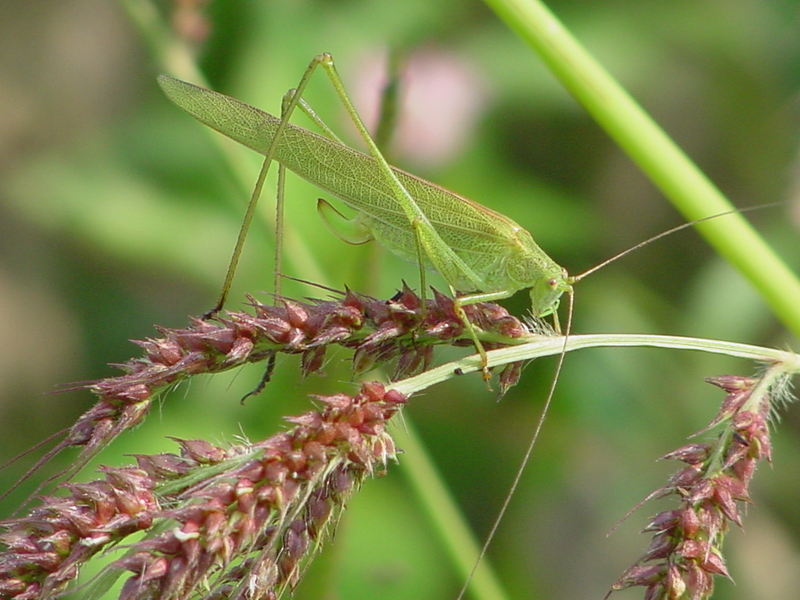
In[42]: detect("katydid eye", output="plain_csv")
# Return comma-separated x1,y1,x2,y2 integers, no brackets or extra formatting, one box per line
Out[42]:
548,278,558,289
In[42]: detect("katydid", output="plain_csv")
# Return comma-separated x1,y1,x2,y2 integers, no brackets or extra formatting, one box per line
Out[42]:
158,54,573,382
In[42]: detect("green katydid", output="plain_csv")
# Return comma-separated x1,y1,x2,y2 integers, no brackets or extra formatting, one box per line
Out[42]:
158,53,574,382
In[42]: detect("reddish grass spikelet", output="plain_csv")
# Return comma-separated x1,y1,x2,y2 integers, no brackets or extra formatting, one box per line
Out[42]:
15,289,527,493
0,382,406,600
606,371,786,600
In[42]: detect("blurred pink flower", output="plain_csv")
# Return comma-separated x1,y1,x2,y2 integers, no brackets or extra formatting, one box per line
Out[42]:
350,48,489,169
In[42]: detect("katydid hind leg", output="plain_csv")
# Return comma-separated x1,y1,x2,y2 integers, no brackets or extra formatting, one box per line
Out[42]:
208,60,331,395
314,54,504,376
203,153,273,319
246,90,308,394
274,164,287,301
283,87,344,143
235,160,287,399
204,57,325,319
258,163,290,392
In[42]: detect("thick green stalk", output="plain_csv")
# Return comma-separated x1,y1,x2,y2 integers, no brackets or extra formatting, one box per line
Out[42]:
483,0,800,339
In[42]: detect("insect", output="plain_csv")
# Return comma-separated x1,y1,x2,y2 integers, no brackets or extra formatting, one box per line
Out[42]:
158,53,576,382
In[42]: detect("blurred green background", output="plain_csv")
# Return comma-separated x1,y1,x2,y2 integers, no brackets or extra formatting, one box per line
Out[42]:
2,1,800,599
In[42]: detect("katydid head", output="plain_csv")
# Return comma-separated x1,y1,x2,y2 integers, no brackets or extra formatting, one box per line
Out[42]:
529,266,572,326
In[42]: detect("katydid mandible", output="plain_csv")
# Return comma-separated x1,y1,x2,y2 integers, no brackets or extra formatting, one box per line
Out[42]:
158,54,574,379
